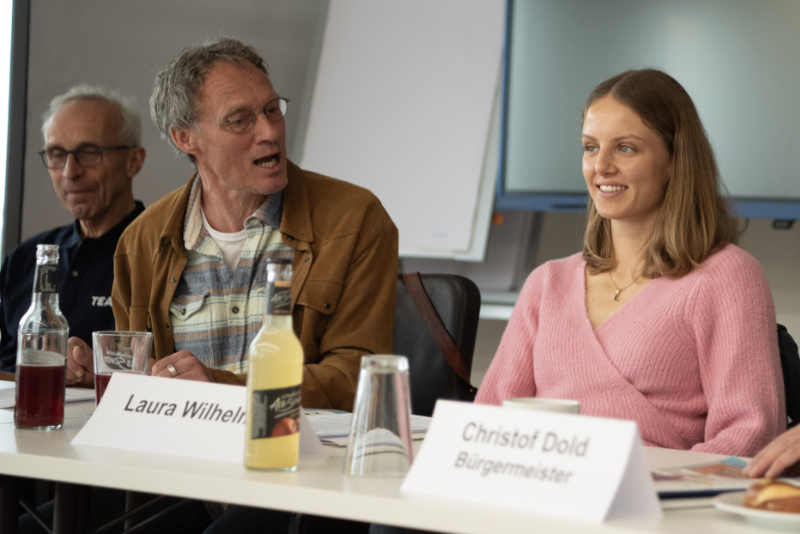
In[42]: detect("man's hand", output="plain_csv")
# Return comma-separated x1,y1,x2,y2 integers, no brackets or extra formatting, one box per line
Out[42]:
744,425,800,478
66,336,94,387
151,351,215,382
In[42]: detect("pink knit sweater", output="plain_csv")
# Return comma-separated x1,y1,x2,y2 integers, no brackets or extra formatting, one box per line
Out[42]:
476,245,784,456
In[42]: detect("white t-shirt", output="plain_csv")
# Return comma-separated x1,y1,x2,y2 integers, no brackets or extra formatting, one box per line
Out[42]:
201,209,247,271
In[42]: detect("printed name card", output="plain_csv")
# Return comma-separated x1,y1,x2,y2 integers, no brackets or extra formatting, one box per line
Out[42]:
400,400,661,523
71,373,325,462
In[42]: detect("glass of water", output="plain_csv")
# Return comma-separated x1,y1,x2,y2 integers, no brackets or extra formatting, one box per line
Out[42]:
344,355,414,477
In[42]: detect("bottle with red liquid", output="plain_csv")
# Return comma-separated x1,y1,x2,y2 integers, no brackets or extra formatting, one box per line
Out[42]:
15,244,69,429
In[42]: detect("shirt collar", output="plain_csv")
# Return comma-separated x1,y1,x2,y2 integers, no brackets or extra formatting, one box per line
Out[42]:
254,189,283,229
183,176,283,251
95,201,146,250
67,201,145,251
64,221,82,250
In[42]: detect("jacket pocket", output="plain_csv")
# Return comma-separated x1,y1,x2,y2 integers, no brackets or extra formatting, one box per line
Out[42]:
296,280,343,315
296,280,343,345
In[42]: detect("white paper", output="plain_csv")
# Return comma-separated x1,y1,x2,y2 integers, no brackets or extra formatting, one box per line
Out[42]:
652,456,754,496
401,400,662,523
606,435,663,520
298,410,327,455
0,386,96,409
72,373,325,463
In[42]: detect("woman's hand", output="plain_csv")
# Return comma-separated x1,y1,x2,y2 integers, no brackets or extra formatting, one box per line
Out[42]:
744,426,800,478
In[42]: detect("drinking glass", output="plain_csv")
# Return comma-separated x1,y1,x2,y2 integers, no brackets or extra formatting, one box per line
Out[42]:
344,355,413,477
92,331,152,405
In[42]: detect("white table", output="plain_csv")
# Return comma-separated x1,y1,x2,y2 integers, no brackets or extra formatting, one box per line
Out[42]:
0,385,783,534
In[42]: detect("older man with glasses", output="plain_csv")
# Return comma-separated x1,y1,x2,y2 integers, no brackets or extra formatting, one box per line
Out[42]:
66,35,398,404
0,85,146,372
56,36,397,532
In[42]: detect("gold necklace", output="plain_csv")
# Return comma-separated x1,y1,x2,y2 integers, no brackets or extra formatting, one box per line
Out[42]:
608,271,639,302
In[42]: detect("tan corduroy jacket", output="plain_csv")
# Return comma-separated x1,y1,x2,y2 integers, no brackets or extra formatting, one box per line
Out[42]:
111,161,398,411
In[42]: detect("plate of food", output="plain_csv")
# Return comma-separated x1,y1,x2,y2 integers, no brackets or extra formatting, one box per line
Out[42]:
714,480,800,531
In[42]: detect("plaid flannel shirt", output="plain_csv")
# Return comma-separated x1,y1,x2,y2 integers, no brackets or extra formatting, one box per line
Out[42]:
170,178,290,374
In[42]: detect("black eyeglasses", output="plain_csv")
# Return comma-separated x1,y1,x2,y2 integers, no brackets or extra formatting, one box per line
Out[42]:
39,145,131,169
200,97,289,134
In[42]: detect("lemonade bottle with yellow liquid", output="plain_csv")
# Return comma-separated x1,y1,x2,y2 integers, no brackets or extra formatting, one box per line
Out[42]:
245,249,303,471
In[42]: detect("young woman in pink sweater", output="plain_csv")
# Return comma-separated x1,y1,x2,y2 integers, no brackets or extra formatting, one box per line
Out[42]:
476,69,784,457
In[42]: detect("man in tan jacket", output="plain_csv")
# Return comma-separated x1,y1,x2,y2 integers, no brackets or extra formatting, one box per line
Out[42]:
66,37,398,413
54,35,397,534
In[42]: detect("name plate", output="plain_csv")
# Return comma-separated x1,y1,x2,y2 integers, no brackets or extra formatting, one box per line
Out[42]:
71,373,325,462
400,400,661,523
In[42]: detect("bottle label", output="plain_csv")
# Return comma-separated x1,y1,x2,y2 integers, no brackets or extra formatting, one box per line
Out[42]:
267,280,292,316
250,384,301,440
34,265,58,294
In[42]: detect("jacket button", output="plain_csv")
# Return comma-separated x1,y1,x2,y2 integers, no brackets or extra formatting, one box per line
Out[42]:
324,303,330,310
171,277,177,283
232,306,240,314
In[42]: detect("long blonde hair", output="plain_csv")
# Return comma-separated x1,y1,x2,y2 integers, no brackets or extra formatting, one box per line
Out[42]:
582,69,739,279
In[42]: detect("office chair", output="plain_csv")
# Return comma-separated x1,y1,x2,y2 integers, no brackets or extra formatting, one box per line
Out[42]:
394,272,480,416
779,324,800,430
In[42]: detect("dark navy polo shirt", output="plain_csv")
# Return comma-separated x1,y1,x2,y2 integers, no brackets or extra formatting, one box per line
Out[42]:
0,202,145,371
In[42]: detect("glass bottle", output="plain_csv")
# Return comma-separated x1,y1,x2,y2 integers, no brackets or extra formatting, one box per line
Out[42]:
15,244,69,429
244,250,303,471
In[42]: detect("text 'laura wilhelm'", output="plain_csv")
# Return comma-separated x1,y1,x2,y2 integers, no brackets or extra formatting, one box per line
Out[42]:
123,395,246,424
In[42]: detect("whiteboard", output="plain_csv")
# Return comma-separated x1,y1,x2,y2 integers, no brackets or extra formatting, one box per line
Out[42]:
301,0,505,260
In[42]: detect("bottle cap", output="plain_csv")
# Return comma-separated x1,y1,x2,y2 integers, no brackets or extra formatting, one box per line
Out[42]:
35,244,59,262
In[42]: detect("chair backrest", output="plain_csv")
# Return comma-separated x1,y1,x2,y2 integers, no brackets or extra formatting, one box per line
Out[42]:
778,324,800,429
393,273,481,416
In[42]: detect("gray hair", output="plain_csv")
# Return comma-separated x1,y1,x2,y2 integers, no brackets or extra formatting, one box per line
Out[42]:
41,84,142,146
150,36,268,160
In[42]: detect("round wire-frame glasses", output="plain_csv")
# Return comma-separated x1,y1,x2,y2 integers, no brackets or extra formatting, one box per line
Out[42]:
201,97,289,134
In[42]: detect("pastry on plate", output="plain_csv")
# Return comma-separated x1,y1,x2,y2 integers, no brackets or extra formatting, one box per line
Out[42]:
745,479,800,512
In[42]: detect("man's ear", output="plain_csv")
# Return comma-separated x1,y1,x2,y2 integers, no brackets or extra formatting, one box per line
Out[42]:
126,146,146,178
170,126,200,158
